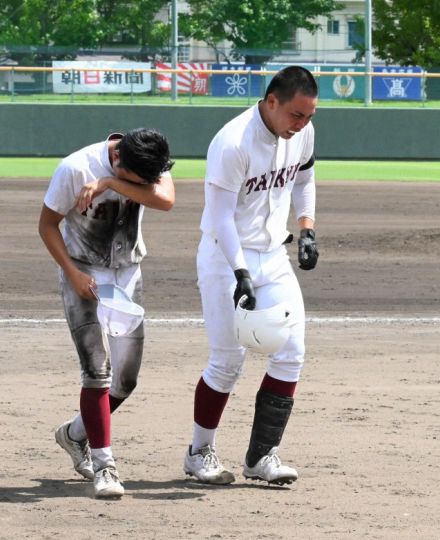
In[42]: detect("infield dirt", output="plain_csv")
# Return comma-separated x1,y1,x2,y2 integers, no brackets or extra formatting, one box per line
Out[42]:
0,179,439,539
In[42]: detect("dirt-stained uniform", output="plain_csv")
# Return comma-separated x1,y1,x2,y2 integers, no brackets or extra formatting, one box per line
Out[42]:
44,133,148,392
39,128,174,498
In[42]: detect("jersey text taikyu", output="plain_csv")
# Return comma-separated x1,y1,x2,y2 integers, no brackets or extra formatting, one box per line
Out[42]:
201,103,315,252
245,163,301,194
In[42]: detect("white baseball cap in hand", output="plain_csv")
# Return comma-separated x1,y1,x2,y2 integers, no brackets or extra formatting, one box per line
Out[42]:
92,284,145,337
233,296,295,354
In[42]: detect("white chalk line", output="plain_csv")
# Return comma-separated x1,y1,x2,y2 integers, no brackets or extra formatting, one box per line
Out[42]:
0,316,439,328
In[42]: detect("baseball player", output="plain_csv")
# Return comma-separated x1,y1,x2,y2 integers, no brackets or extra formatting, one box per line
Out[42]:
184,66,319,485
39,128,175,498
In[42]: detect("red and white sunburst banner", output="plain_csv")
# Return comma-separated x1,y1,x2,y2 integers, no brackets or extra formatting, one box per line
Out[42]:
155,62,209,95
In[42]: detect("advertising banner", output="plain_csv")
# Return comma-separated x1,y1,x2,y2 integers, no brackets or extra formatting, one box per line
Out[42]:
318,65,365,100
373,66,423,100
155,62,209,94
211,64,262,97
52,61,151,93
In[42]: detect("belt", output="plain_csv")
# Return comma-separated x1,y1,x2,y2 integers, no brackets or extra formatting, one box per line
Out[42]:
282,233,294,245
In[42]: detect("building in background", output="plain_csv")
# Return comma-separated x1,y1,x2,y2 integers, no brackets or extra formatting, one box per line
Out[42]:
160,0,381,65
294,0,380,64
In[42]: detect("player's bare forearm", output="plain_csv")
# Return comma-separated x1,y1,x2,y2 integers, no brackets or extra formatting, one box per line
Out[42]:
102,174,175,211
298,216,315,230
39,205,76,273
38,205,96,299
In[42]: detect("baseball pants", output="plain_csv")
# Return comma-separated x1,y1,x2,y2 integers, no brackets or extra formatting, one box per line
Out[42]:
197,233,306,393
60,260,144,398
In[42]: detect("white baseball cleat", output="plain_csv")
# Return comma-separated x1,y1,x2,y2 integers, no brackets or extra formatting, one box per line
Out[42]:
94,466,124,499
55,421,94,480
184,445,235,485
243,447,298,486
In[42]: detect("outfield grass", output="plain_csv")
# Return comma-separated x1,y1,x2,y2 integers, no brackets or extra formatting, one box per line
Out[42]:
315,160,440,182
1,93,440,108
0,158,439,182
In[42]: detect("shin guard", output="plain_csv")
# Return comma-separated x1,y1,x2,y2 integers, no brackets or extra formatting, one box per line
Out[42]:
245,389,294,467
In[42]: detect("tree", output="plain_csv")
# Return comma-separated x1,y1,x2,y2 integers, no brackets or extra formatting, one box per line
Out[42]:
0,0,170,64
349,15,366,64
95,0,171,61
0,0,102,62
373,0,440,68
180,0,341,64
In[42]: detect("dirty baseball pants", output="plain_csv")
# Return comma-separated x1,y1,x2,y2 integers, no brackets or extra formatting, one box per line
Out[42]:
197,233,306,394
60,260,144,398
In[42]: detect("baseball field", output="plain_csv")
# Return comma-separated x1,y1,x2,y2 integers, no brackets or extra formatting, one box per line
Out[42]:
0,174,439,539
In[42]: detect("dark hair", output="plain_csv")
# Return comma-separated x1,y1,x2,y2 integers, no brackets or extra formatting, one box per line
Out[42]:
117,128,174,184
264,66,318,104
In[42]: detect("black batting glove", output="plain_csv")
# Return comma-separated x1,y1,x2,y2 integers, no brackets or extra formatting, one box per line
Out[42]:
233,268,256,310
298,228,319,270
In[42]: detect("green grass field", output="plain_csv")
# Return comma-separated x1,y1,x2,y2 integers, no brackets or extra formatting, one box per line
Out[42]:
1,93,440,108
0,158,439,182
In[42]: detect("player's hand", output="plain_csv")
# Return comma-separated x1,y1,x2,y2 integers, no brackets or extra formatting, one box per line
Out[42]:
75,178,110,212
233,269,256,310
68,268,98,300
298,229,319,270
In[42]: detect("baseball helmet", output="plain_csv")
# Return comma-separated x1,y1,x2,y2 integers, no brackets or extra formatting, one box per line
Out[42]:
233,297,295,354
95,284,145,337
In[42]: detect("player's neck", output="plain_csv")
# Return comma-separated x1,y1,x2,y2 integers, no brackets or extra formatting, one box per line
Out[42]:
108,141,118,166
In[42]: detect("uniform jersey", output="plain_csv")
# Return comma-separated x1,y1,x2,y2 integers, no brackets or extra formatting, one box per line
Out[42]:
200,103,315,252
44,133,146,268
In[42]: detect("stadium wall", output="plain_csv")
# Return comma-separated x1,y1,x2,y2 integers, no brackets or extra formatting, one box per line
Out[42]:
0,104,438,159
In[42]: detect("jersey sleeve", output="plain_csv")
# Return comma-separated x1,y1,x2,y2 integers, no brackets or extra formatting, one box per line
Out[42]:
205,135,247,193
292,123,316,221
299,123,315,169
206,183,247,270
44,161,85,216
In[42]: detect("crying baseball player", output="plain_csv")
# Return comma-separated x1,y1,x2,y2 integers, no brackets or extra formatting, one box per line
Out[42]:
39,128,175,499
184,66,319,485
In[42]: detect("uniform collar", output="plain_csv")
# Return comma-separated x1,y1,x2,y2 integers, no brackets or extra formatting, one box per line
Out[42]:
102,132,123,174
253,101,278,145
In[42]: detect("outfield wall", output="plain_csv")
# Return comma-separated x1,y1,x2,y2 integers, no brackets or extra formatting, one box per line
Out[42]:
0,104,439,159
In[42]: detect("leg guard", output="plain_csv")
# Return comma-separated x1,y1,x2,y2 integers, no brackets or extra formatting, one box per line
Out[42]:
245,389,294,467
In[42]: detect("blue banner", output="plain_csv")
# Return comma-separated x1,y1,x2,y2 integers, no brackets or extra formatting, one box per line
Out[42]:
373,66,422,100
211,64,262,97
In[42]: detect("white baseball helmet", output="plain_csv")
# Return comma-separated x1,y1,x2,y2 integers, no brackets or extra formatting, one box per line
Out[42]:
94,284,145,337
233,297,295,354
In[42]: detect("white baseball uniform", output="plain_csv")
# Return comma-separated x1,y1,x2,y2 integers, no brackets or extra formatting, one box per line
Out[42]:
45,133,147,268
44,133,149,395
198,102,316,393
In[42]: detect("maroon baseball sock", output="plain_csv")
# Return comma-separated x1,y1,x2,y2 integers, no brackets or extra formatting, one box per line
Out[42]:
194,377,230,429
260,373,297,398
80,387,111,449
